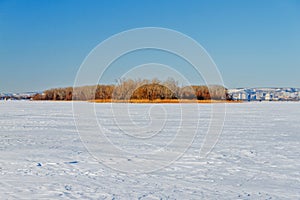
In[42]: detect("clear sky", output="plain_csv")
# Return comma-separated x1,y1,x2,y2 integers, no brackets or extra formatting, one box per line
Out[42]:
0,0,299,93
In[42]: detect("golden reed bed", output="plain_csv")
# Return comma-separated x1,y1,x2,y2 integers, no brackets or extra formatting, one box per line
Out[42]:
89,99,242,103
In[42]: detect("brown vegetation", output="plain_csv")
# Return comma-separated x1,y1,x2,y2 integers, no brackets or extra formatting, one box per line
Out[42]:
89,99,237,103
33,78,232,102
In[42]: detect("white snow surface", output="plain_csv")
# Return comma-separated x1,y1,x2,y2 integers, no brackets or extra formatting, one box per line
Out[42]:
0,101,299,199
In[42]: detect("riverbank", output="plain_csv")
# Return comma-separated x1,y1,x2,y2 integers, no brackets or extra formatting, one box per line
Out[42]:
89,99,242,103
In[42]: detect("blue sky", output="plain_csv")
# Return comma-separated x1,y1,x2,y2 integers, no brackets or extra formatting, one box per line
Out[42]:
0,0,299,92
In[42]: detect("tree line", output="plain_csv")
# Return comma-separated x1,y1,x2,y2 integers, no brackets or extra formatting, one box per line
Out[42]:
33,78,231,101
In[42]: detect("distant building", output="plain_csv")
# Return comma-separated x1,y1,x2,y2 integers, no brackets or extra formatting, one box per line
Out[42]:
227,87,300,102
265,93,273,101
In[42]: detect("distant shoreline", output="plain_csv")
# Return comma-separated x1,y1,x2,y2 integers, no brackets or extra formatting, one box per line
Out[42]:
0,99,241,103
2,99,300,104
89,99,241,104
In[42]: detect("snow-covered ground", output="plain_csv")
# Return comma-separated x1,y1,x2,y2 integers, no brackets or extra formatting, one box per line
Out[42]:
0,101,299,199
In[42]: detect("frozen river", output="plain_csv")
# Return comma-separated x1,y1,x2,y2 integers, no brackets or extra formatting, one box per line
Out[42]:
0,101,299,199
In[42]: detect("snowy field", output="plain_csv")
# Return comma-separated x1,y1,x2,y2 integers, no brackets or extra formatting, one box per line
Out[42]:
0,101,300,199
